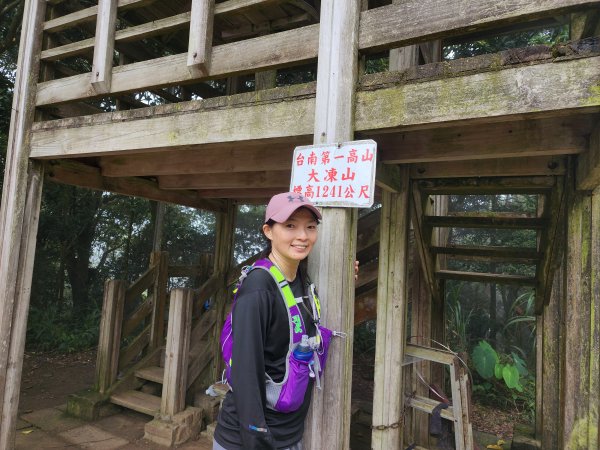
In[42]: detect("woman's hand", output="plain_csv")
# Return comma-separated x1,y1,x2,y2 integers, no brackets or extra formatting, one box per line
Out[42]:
354,260,360,281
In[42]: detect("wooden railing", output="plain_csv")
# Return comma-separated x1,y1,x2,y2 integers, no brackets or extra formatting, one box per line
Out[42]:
36,0,595,108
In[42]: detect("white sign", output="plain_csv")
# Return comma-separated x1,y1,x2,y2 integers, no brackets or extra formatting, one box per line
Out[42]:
290,139,377,208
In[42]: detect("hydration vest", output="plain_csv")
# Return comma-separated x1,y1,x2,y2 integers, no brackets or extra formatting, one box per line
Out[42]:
220,258,335,413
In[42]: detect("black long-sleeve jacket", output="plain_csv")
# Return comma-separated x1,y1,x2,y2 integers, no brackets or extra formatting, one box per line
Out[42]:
214,269,317,450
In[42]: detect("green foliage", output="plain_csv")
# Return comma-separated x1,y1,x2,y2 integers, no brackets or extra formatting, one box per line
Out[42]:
472,341,499,379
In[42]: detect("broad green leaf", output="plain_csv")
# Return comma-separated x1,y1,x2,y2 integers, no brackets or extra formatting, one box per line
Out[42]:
502,364,520,389
472,341,499,379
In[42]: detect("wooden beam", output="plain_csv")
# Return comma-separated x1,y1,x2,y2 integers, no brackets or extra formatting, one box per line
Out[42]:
417,176,556,195
431,245,541,263
356,56,600,132
161,289,193,417
410,156,567,179
377,117,591,164
41,12,192,62
304,3,359,449
436,270,537,286
576,122,600,190
43,0,156,33
424,215,548,230
158,170,290,190
36,24,319,106
375,162,404,193
44,160,226,211
358,0,598,52
31,96,315,158
187,0,215,76
196,188,281,199
371,174,411,449
91,0,118,93
0,0,47,446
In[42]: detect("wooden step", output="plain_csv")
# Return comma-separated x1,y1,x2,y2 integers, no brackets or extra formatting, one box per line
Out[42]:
110,390,161,416
135,365,164,384
407,395,456,422
436,269,537,286
416,176,555,195
430,245,541,263
424,215,547,230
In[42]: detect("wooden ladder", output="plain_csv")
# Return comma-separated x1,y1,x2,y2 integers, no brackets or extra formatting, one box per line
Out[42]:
404,343,474,450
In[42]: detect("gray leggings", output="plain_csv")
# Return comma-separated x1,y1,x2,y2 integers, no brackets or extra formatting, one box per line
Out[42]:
212,438,303,450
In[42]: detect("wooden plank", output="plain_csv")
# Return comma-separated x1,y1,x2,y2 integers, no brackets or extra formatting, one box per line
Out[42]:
91,0,118,93
417,176,556,195
215,0,281,15
31,99,314,158
0,0,46,446
589,187,600,448
405,344,457,366
99,142,300,177
45,160,225,211
36,24,319,106
358,0,598,52
186,345,212,389
118,324,151,369
576,122,600,190
411,181,441,307
356,56,600,132
430,245,541,262
370,176,410,450
159,170,290,189
410,156,568,179
161,289,193,417
41,12,192,61
407,395,456,421
125,265,156,303
435,270,537,286
379,116,591,164
375,162,404,193
424,215,548,230
122,294,154,337
110,389,161,416
304,4,359,450
149,251,168,349
190,309,217,347
43,0,157,33
188,0,215,76
135,365,164,383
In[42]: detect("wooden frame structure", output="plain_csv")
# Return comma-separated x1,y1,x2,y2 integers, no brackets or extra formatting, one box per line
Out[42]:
1,0,600,448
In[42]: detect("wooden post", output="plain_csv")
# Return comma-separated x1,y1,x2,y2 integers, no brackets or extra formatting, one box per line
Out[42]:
560,172,596,448
150,251,169,349
255,70,277,91
95,279,126,394
303,2,360,450
371,169,411,450
0,0,46,447
91,0,117,93
161,288,193,418
152,201,165,252
187,0,215,76
210,201,236,382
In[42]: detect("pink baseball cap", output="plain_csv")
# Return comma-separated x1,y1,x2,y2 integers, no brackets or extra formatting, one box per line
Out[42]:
265,192,322,223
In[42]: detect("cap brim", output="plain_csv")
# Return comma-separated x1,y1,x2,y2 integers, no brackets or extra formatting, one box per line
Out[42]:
269,204,322,223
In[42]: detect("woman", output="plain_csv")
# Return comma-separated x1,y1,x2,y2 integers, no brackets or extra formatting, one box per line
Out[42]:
213,192,324,450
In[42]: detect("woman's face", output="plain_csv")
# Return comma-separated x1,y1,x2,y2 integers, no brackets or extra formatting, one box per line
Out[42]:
263,207,318,263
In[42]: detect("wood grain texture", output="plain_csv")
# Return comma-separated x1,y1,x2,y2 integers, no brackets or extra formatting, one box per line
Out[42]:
91,0,118,93
304,3,360,449
158,170,290,189
576,122,600,190
187,0,215,76
358,0,598,52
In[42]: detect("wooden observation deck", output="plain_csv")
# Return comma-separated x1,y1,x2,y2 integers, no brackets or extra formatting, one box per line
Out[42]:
1,0,599,448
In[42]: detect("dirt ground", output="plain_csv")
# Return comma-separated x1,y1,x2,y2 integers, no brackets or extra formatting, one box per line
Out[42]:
19,349,97,413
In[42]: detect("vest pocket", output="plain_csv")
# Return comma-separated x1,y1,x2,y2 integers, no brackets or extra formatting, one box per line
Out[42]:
269,354,311,413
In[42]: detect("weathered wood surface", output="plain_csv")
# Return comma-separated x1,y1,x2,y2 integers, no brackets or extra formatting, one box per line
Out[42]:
122,294,153,337
31,96,315,158
31,55,600,160
96,280,126,394
576,122,600,190
161,289,193,417
430,245,540,262
356,55,600,132
417,176,556,195
150,251,168,349
358,0,598,52
409,156,567,179
381,116,590,164
119,323,151,369
36,24,320,106
91,0,118,93
188,0,215,76
0,0,46,447
371,174,410,449
45,160,225,211
424,215,547,230
304,3,359,449
159,170,290,189
436,269,537,286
